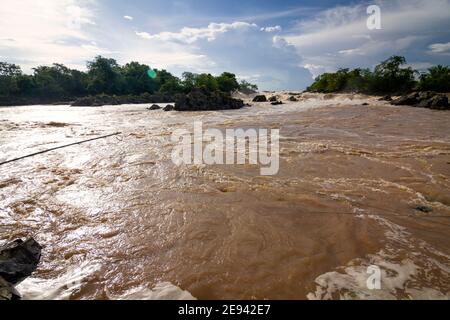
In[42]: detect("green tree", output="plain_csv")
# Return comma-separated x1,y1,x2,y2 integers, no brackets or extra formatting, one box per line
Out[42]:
216,72,240,93
32,64,74,98
238,80,258,93
195,73,219,91
121,62,159,95
418,65,450,92
0,62,22,96
159,78,183,94
370,56,416,93
86,56,124,95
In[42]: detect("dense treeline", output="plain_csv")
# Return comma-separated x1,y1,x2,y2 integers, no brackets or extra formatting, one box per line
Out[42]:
306,56,450,94
0,56,258,105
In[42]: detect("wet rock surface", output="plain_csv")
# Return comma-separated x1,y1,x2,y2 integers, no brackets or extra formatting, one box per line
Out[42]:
147,104,162,110
163,105,175,112
71,93,175,107
252,95,268,102
174,89,244,111
391,92,449,110
0,238,42,300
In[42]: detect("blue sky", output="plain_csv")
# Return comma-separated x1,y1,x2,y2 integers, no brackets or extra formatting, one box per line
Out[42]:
0,0,449,90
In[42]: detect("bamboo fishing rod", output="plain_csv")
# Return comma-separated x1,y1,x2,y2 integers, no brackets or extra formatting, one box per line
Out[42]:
0,132,122,166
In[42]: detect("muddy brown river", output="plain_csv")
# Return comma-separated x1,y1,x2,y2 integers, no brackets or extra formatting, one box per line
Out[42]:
1,94,449,300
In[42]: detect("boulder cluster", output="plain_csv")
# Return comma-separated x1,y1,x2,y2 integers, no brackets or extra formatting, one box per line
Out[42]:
71,93,175,107
391,92,449,110
173,89,245,111
253,94,299,105
0,238,41,300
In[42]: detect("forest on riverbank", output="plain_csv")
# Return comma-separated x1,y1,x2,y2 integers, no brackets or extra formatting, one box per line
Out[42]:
306,56,450,94
0,56,258,106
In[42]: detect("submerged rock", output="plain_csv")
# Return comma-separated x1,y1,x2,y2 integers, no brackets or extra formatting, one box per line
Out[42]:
271,101,283,105
268,96,278,102
288,96,298,102
252,95,267,102
174,89,244,111
415,205,433,213
0,238,41,300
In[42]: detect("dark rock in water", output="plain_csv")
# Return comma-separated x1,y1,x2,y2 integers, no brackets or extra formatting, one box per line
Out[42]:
391,92,419,106
174,89,244,111
268,96,277,102
379,95,392,101
0,238,42,285
288,96,298,102
147,104,161,110
0,276,20,300
415,205,433,213
71,93,176,107
252,95,267,102
391,91,449,110
271,101,283,105
429,94,449,110
163,105,175,112
362,103,369,106
0,238,41,300
71,95,120,107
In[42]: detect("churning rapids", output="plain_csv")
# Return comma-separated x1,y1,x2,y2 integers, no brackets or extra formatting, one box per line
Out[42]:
0,93,449,300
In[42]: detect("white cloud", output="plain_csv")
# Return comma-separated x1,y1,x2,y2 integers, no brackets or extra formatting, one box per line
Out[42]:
260,26,282,33
124,15,134,21
282,0,450,76
0,0,99,71
136,22,258,44
428,42,450,54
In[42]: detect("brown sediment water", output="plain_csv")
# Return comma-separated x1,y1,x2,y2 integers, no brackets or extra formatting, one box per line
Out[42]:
0,94,449,300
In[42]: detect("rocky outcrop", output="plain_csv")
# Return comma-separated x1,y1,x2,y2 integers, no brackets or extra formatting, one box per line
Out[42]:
252,95,267,102
268,96,278,102
379,95,392,101
71,93,176,107
147,104,162,110
0,238,42,300
174,89,244,111
391,92,449,110
163,105,175,112
288,96,298,102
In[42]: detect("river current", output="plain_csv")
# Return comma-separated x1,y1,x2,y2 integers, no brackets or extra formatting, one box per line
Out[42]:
1,94,449,300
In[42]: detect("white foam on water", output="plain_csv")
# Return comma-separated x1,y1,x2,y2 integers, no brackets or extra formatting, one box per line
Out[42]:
16,260,102,300
307,215,450,300
106,282,196,300
16,260,196,300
